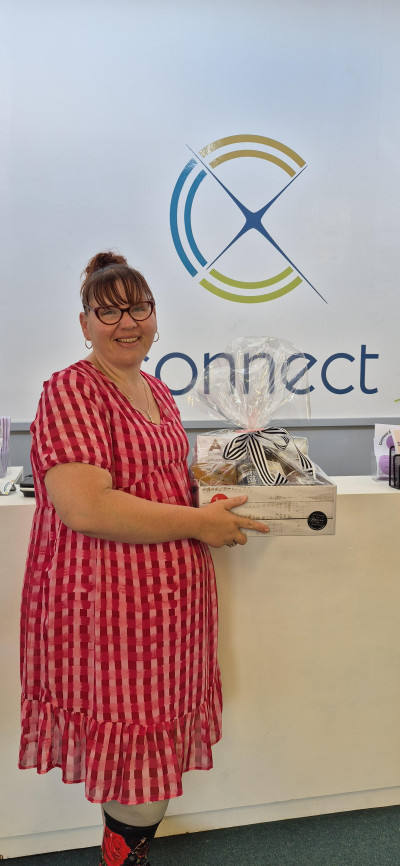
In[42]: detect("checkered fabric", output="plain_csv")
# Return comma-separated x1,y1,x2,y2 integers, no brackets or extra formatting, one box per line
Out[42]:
19,361,222,804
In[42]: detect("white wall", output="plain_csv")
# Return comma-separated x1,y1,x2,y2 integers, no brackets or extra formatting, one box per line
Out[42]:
2,0,400,424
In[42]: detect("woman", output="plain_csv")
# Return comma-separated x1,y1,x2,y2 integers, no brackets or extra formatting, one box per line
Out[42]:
19,251,269,866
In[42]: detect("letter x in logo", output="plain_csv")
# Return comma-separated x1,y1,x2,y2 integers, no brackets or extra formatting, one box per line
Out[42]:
170,134,326,304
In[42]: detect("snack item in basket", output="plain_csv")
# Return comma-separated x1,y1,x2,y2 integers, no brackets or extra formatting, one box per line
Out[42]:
237,460,277,485
191,461,238,486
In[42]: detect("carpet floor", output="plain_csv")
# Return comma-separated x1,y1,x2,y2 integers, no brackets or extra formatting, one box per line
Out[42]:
6,806,400,865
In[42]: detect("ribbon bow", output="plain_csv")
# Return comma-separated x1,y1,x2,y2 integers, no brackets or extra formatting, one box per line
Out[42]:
223,427,315,486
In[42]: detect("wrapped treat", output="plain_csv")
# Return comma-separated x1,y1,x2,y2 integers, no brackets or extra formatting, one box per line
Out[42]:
193,430,311,486
188,337,336,536
191,459,238,486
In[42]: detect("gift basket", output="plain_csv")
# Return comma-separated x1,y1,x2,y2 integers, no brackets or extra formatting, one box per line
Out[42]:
188,337,336,536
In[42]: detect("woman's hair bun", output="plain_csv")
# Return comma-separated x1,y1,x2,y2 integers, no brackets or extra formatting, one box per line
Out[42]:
85,251,128,277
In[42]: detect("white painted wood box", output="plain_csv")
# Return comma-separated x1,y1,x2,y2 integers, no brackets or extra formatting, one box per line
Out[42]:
195,482,337,536
192,431,336,536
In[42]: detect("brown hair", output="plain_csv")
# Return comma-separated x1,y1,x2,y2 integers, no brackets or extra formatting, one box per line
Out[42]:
80,251,154,310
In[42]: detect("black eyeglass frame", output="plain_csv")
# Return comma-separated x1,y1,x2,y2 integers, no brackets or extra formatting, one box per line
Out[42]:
84,300,155,324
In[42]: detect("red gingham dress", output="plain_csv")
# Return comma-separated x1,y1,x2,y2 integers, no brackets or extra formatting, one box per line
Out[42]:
19,360,222,804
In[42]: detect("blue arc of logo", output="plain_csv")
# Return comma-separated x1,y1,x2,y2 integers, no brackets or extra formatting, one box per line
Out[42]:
184,169,207,269
170,159,206,276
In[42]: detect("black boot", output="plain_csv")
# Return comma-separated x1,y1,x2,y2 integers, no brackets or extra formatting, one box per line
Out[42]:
100,810,160,865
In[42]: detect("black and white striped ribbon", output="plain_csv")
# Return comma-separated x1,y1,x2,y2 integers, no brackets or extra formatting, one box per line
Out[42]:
223,427,316,486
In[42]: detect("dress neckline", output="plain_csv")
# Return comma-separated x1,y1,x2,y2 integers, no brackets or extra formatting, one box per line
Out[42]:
78,359,163,426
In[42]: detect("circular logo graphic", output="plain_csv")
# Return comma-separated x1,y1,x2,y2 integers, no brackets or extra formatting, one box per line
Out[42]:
307,511,328,531
170,134,324,304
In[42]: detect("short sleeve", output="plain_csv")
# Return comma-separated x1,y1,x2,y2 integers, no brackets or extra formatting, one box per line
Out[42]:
31,366,113,479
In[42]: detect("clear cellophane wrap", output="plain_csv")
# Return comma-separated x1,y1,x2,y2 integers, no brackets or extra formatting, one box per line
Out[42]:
188,337,331,488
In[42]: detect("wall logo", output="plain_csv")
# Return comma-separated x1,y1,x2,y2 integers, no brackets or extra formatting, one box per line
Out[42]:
170,134,325,304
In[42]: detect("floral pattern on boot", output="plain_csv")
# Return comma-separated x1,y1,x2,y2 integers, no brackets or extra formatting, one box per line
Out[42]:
100,825,150,866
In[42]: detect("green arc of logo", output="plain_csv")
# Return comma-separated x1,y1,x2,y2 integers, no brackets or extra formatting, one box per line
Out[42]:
200,270,302,303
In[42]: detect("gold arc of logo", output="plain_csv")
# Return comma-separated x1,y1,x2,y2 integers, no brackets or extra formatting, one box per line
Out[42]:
199,134,306,168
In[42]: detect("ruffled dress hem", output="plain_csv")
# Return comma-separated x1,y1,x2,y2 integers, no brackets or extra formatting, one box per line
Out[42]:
19,673,223,805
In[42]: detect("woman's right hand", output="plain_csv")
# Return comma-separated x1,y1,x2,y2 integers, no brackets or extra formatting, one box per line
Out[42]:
195,495,269,548
45,462,269,547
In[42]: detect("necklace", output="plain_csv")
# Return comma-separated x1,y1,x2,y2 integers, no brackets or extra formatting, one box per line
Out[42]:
93,359,155,422
118,378,155,422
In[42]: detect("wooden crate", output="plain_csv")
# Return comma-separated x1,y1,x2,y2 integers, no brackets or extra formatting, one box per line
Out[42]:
195,482,336,536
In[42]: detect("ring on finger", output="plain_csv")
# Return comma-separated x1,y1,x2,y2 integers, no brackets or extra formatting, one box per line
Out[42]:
227,541,237,547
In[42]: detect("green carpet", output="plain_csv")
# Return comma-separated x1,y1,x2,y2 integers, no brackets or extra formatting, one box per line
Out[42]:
7,806,400,865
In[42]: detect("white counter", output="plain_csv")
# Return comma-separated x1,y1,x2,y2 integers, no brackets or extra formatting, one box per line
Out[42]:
1,477,400,857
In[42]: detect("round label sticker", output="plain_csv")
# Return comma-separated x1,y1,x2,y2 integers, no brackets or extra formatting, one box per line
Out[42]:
211,494,228,503
307,511,328,531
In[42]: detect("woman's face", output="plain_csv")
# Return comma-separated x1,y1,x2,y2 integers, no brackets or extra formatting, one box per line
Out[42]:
79,283,157,373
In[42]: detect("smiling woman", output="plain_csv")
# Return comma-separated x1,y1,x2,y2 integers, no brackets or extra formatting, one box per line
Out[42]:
19,250,269,866
79,254,159,404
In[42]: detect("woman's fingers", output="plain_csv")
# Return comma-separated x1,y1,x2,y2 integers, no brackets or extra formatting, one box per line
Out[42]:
223,496,269,536
198,495,269,546
222,495,248,510
235,532,248,546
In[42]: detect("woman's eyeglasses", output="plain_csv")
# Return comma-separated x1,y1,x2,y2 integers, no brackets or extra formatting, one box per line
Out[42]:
85,301,155,325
